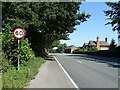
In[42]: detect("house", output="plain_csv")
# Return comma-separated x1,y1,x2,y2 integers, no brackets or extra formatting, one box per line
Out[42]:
82,37,110,50
82,43,89,51
64,45,78,53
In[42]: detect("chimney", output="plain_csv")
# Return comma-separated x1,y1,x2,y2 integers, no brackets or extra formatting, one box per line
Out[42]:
96,37,100,50
97,37,100,43
105,37,108,42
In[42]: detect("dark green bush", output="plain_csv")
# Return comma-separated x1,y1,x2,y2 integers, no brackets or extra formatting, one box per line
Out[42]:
74,46,120,58
2,23,35,68
2,20,45,89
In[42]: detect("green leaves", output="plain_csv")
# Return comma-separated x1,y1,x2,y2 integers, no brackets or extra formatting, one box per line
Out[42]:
2,2,90,56
2,24,35,67
20,39,35,64
104,1,120,32
109,38,116,50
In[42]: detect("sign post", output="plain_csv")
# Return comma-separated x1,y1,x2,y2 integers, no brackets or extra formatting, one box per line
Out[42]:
18,39,20,71
13,28,25,71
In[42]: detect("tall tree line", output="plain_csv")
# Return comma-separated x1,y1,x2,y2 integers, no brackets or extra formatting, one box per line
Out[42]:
2,2,90,57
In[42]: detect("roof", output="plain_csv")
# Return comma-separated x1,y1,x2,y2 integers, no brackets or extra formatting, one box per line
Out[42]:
65,45,77,49
89,41,96,46
83,41,109,47
100,41,109,46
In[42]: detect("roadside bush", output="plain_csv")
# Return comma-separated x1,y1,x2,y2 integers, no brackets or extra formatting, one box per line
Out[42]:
74,46,120,58
0,53,2,73
20,39,35,65
2,57,44,89
2,19,45,89
2,53,13,73
2,23,35,68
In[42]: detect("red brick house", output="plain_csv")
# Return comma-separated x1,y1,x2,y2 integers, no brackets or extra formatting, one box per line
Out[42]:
83,37,110,50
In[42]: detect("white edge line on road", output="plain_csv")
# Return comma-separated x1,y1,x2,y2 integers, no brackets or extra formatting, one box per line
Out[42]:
53,56,80,90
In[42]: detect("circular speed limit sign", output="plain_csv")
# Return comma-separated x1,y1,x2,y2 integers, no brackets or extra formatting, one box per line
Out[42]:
13,28,25,39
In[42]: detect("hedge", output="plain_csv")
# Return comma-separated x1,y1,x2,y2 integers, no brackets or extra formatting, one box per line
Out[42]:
74,46,120,58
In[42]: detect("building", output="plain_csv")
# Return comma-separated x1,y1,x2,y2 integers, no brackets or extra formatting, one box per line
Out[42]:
82,37,110,50
64,45,78,53
82,43,89,51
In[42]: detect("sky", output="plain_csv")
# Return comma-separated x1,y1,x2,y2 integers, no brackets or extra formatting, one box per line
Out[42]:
60,2,118,47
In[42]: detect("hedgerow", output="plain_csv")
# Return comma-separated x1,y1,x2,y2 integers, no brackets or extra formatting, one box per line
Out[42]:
2,21,45,89
2,23,35,68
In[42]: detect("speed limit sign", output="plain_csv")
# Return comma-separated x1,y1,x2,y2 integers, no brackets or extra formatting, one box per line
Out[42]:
13,28,25,71
13,28,25,39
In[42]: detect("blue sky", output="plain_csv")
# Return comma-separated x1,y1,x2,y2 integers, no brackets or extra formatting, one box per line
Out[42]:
60,2,118,47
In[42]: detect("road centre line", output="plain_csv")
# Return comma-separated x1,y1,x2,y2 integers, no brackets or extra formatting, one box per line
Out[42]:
77,60,82,64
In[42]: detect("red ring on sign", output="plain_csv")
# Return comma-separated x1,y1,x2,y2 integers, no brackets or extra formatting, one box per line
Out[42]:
13,28,25,39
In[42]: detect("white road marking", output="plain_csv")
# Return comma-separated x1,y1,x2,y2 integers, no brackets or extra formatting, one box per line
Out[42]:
119,76,120,78
53,56,80,89
77,60,82,64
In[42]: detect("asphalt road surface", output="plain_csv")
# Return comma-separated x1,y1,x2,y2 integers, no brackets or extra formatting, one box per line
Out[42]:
52,53,119,88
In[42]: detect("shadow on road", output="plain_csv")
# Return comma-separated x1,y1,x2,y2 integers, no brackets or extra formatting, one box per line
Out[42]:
65,54,120,68
45,55,55,61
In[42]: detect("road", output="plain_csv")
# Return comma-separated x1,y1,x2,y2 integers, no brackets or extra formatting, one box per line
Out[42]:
52,53,119,88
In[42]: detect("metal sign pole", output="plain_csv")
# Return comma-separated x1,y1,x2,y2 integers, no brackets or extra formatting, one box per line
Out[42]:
13,28,25,71
18,39,20,71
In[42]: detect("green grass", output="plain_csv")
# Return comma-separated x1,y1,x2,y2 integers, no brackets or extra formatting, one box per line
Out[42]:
0,53,2,90
2,57,45,89
0,73,2,90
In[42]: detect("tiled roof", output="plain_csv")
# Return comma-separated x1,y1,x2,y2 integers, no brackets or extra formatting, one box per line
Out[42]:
100,41,109,46
82,37,110,48
65,45,76,49
89,41,96,46
87,41,109,46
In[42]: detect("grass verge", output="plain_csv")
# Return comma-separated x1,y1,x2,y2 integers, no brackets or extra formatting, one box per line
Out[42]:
0,53,2,90
2,57,45,90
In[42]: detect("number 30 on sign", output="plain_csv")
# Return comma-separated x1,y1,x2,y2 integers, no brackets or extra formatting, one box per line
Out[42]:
13,28,25,39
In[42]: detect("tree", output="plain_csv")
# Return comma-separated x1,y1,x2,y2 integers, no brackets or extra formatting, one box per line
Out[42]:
2,24,35,68
104,1,120,41
48,40,60,53
2,2,90,57
51,40,61,48
109,39,116,50
56,43,67,53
